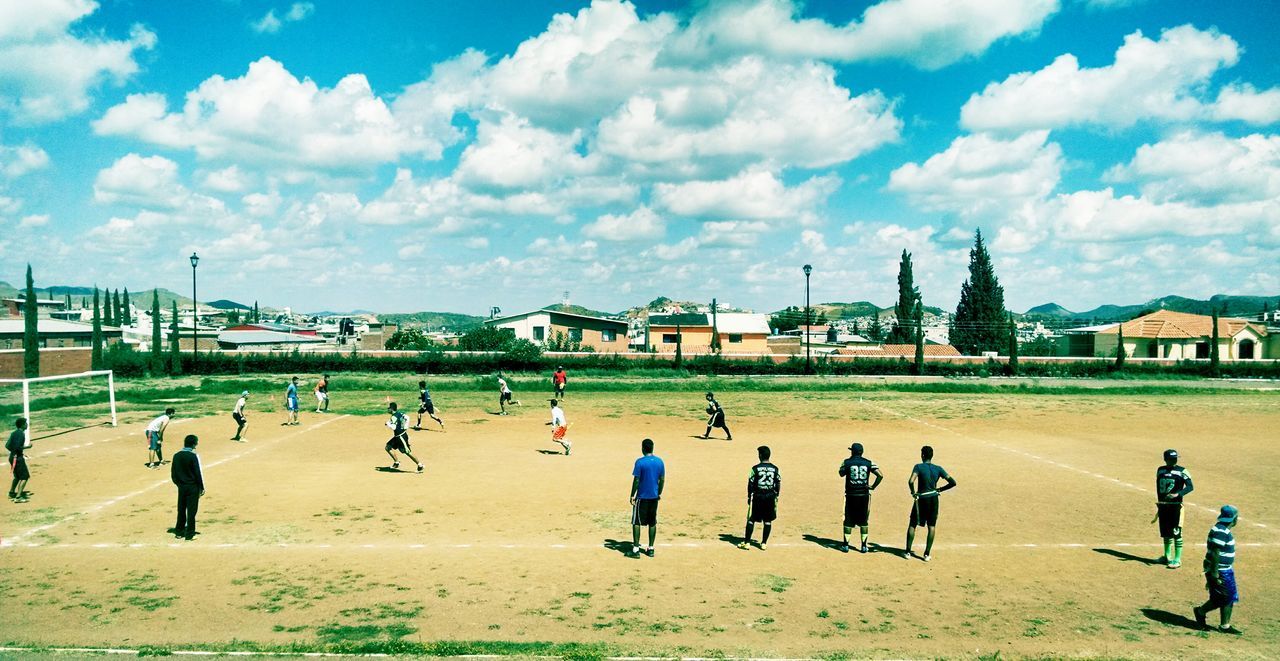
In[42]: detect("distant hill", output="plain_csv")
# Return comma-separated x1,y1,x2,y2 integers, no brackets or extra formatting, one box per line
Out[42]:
1024,302,1074,317
207,299,251,310
798,301,946,320
378,311,485,331
1022,294,1279,323
542,303,621,318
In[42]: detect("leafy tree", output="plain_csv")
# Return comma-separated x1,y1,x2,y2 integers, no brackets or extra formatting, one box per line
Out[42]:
23,265,39,378
385,327,436,351
951,229,1007,355
913,302,925,375
122,288,132,326
91,287,104,370
1019,336,1058,356
170,301,183,375
458,325,522,352
1114,322,1126,371
1008,313,1019,375
868,315,884,342
545,330,593,352
889,249,920,343
226,309,242,325
150,291,163,373
769,306,826,333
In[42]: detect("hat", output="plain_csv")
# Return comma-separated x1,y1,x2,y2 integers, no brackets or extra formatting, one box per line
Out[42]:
1163,448,1178,461
241,390,249,397
849,442,864,454
1218,505,1238,524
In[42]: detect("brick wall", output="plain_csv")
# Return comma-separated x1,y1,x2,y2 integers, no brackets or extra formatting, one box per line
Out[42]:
0,348,93,378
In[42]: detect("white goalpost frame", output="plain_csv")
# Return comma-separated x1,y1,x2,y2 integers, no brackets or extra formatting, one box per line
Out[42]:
0,369,117,441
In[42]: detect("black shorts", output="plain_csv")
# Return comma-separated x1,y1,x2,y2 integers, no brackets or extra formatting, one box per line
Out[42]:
632,498,659,526
844,493,870,527
1157,503,1184,538
232,412,245,425
386,434,411,453
749,496,777,522
418,401,435,415
500,392,513,403
9,454,29,481
709,411,727,428
910,496,939,527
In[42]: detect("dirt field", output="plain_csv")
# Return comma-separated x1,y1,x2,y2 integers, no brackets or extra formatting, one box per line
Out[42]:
2,385,1278,659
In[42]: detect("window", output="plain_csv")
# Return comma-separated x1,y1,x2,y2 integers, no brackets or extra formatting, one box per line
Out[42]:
728,333,743,343
569,328,583,341
662,333,679,344
1195,342,1210,359
1147,343,1158,358
532,326,545,341
601,329,616,342
1239,339,1256,360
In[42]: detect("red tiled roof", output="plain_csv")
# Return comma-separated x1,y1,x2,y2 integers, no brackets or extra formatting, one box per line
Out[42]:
836,344,961,357
1096,309,1266,340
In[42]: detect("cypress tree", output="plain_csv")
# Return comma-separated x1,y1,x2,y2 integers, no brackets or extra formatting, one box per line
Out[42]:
1008,313,1020,375
674,319,683,366
710,298,722,353
868,314,884,342
91,287,104,370
122,288,132,326
951,229,1007,355
150,291,163,373
114,290,124,326
890,249,920,343
1114,323,1126,371
23,265,39,378
103,289,115,327
913,302,925,375
1209,307,1221,377
170,301,183,375
64,293,71,310
253,301,260,323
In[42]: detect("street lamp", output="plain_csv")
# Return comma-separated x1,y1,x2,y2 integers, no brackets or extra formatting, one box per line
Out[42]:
190,252,199,366
803,263,813,374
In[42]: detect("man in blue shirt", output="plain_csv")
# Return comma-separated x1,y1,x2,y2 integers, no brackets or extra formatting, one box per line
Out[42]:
283,377,300,426
629,438,665,558
1194,505,1242,634
906,445,956,562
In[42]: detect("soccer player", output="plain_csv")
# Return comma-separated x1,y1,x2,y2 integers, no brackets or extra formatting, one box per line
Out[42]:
413,380,445,430
497,374,521,414
1156,448,1194,568
629,438,665,557
314,374,330,413
552,366,568,399
231,391,249,442
738,445,780,550
145,408,175,469
701,392,732,441
905,445,956,562
383,402,424,473
839,442,883,553
169,434,204,541
283,377,300,426
1194,505,1242,634
547,399,572,455
7,417,30,503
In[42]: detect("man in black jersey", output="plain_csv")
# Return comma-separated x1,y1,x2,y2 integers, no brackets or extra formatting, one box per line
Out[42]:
906,445,956,562
413,380,445,430
838,442,882,553
1156,448,1194,568
738,446,780,550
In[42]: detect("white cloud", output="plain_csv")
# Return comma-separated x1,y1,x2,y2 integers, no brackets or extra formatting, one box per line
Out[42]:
464,237,490,250
888,131,1062,214
582,206,665,241
201,166,250,193
645,237,700,261
1211,84,1280,126
671,0,1059,70
93,154,189,208
1105,131,1280,204
18,214,50,228
653,169,839,221
960,25,1241,131
251,3,314,34
698,220,771,247
454,114,598,190
0,0,155,123
527,235,598,260
799,229,828,254
397,244,424,260
0,143,50,178
242,190,283,218
1042,188,1279,242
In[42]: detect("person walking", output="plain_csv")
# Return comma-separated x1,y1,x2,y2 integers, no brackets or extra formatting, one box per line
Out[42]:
701,392,732,440
1194,505,1243,634
283,377,300,426
629,438,665,558
231,391,249,442
905,445,956,562
145,408,175,468
738,445,780,550
839,442,883,553
169,434,204,541
7,418,30,503
552,366,568,400
1155,449,1194,568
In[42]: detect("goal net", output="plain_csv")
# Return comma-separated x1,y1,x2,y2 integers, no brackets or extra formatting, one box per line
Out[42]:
0,370,117,441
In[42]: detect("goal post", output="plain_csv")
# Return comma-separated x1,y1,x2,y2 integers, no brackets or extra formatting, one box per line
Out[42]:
0,369,117,441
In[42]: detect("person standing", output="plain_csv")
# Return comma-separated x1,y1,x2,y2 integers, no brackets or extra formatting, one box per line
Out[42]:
314,374,330,413
414,380,445,430
231,391,249,442
547,399,572,455
497,374,521,415
1156,449,1194,568
384,402,424,473
1194,506,1243,634
552,366,568,400
629,438,665,558
283,377,300,426
169,434,204,541
905,445,956,562
145,408,175,469
7,418,30,503
839,442,883,553
738,445,780,550
701,392,732,441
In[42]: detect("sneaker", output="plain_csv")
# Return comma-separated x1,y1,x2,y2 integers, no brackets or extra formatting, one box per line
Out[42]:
8,492,16,499
1193,606,1207,629
1167,562,1181,569
922,554,932,562
737,541,750,550
630,546,641,557
416,464,424,474
1218,625,1243,635
412,425,422,431
759,544,767,551
861,543,869,554
565,441,572,456
391,462,400,470
840,543,850,553
438,420,446,429
13,496,28,503
645,547,655,557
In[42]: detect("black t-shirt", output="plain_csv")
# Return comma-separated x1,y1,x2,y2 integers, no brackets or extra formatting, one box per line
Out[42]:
839,456,878,496
748,462,780,498
6,429,26,455
1156,465,1190,504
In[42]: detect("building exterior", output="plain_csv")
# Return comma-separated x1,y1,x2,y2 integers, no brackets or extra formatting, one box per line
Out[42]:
485,310,629,353
646,312,771,354
836,343,962,358
0,319,122,349
2,297,64,317
216,330,328,350
1061,310,1273,359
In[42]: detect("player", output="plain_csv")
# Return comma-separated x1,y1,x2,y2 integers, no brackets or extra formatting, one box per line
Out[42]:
145,407,175,469
231,391,249,442
282,377,300,426
552,366,568,400
839,442,883,553
629,438,665,557
7,417,30,503
546,399,572,455
413,380,445,430
905,445,956,562
314,374,330,413
1194,505,1242,634
497,374,521,414
738,445,780,550
1156,449,1194,569
383,402,424,473
701,392,732,441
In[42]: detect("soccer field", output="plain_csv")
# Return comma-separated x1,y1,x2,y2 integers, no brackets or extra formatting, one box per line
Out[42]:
2,381,1278,659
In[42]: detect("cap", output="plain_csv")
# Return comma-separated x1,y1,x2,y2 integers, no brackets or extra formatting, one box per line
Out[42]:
849,442,864,454
1163,448,1178,461
241,390,249,397
1218,505,1238,524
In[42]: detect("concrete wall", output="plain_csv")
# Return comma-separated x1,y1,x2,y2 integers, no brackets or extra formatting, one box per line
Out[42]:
0,347,93,378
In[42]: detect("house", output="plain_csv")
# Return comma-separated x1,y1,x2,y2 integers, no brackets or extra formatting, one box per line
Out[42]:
836,344,962,358
0,319,123,349
485,310,629,353
1062,310,1272,360
216,330,328,350
2,297,64,317
646,312,771,354
226,322,319,335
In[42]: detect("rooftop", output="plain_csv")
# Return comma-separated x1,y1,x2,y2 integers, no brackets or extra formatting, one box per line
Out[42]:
0,319,99,334
1094,309,1267,339
837,344,962,358
486,309,627,327
217,330,327,345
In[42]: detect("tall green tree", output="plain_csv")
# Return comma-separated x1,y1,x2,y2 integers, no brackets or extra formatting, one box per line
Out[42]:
64,293,71,310
150,291,163,373
913,302,925,375
1114,323,1126,371
1209,307,1221,377
889,249,920,343
169,301,183,375
868,314,884,342
1008,313,1020,375
253,301,260,323
709,298,722,353
122,288,132,326
91,287,104,370
103,289,115,327
951,229,1007,355
23,265,39,378
114,289,124,326
674,319,683,366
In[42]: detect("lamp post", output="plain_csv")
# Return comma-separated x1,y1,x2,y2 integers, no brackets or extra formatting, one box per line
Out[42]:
803,263,813,374
190,252,199,368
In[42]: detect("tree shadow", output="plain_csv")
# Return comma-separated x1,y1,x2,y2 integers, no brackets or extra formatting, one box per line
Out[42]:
1094,548,1163,565
1141,608,1206,631
602,539,638,557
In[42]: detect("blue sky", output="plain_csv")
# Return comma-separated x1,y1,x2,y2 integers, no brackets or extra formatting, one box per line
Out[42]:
2,0,1277,315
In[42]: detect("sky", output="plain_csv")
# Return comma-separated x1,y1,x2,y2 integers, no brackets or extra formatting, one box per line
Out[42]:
1,0,1278,315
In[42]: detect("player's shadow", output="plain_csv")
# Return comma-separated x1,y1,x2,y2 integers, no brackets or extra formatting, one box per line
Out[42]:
535,449,563,455
602,539,637,557
1093,548,1162,565
1140,608,1205,631
374,466,408,473
717,533,746,547
801,534,846,551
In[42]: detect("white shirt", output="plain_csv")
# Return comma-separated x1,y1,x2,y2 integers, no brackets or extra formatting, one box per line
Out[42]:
145,414,170,434
499,378,510,394
550,406,566,427
234,397,246,415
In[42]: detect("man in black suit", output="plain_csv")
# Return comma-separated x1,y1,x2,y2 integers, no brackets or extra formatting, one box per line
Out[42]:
169,434,204,540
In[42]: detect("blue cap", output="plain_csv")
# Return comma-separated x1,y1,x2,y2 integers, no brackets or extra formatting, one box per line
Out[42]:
1218,505,1238,523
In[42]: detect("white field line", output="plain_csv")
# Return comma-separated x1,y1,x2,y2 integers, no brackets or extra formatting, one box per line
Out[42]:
3,415,349,546
864,400,1272,531
4,540,1280,551
34,419,194,458
0,649,806,660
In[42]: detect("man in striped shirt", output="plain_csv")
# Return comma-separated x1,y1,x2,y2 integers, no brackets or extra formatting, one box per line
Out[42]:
1194,505,1242,634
